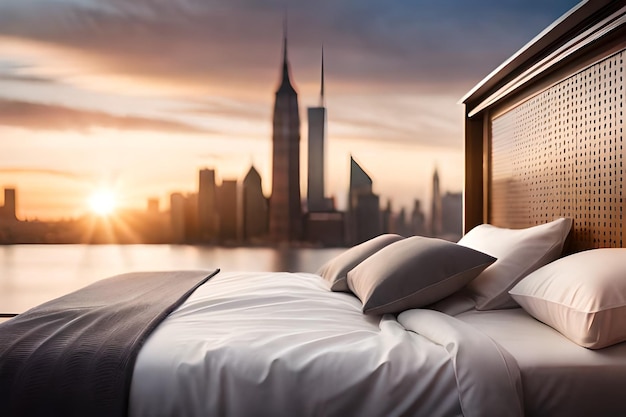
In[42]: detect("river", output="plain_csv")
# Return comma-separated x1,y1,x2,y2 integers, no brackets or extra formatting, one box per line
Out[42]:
0,244,345,314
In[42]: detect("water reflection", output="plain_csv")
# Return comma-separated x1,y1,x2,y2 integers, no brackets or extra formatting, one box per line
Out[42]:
0,244,345,314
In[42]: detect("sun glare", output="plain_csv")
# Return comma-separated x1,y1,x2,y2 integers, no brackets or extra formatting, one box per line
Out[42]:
88,189,117,216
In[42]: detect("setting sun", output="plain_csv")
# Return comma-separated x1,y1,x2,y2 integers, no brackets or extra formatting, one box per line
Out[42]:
88,190,117,216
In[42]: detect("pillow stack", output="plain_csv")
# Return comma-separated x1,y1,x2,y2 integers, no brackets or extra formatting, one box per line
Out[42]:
317,217,573,316
347,236,496,315
318,234,496,315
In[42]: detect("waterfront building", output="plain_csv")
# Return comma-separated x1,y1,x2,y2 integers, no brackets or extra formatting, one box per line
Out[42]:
184,193,199,242
169,192,199,243
269,22,302,242
411,199,427,236
430,168,443,237
147,198,159,215
198,168,219,242
348,156,382,244
218,180,238,242
304,211,345,247
307,48,329,213
441,191,463,240
0,188,17,221
242,166,269,241
169,192,186,244
394,207,410,237
382,200,392,234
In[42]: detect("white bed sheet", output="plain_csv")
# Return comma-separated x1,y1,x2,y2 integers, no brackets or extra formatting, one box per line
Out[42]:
129,272,464,417
455,308,626,417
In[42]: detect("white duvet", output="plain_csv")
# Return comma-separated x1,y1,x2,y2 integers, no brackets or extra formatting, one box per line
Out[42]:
129,272,522,417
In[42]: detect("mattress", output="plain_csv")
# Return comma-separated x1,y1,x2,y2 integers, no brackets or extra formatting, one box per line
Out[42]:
455,308,626,417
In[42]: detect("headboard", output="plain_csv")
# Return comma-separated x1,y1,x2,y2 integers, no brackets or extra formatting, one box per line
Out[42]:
462,0,625,251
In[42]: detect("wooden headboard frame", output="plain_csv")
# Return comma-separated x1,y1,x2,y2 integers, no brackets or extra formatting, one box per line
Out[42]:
462,0,625,251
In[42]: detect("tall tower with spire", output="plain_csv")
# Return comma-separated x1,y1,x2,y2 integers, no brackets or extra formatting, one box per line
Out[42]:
431,168,443,237
307,47,327,213
269,19,302,242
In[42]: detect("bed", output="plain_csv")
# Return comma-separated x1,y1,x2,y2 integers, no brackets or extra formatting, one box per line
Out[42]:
2,1,626,416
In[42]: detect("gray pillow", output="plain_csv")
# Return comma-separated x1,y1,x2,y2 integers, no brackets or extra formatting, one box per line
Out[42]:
317,234,405,292
347,236,496,315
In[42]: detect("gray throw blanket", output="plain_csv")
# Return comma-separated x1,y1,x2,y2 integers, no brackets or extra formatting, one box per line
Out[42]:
0,269,219,417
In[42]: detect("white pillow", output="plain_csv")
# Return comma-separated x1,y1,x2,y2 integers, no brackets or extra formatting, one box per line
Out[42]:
458,217,572,310
510,249,626,349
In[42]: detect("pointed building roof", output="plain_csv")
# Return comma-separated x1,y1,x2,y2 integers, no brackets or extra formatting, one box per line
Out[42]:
350,156,372,191
276,17,297,95
244,165,262,185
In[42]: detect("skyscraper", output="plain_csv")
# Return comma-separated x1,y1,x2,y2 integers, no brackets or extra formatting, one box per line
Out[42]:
1,188,16,221
198,168,218,241
431,168,443,237
441,191,462,240
269,22,302,242
307,48,327,213
348,156,382,244
218,179,238,242
243,166,269,241
169,192,186,243
169,192,198,243
411,199,427,236
184,193,199,242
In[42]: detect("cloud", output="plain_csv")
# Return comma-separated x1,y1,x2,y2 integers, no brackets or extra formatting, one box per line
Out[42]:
0,73,57,84
0,98,209,134
0,167,85,180
174,98,269,122
0,60,59,84
0,0,580,99
331,113,460,149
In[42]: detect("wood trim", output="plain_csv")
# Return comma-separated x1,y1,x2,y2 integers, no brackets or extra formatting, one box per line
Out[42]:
483,112,491,224
463,113,484,233
460,0,608,104
468,5,626,117
490,37,625,120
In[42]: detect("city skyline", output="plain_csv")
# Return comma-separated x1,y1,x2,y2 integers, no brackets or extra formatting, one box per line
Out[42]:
0,0,579,220
0,158,462,245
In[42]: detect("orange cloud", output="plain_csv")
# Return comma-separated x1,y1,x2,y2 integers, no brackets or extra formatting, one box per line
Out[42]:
0,99,209,134
0,167,84,180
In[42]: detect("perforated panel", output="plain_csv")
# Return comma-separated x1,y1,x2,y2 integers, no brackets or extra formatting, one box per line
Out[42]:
491,50,625,250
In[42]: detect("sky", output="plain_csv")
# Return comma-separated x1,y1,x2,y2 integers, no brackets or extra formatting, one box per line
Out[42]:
0,0,580,220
